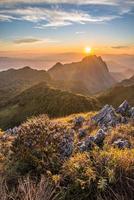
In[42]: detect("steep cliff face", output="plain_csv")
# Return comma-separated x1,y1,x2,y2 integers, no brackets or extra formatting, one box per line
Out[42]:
49,55,116,94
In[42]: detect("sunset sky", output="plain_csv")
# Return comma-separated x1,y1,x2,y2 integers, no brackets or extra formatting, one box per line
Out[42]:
0,0,134,57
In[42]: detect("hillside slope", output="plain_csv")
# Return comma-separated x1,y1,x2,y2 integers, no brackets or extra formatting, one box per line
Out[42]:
119,75,134,86
97,85,134,107
0,82,99,129
0,66,50,106
1,102,134,200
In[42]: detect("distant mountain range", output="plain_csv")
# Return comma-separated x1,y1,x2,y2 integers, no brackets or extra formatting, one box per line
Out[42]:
49,55,116,94
119,75,134,86
106,60,134,81
0,55,133,130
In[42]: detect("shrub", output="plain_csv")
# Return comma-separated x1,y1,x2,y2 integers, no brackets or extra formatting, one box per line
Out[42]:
105,124,134,147
9,115,72,176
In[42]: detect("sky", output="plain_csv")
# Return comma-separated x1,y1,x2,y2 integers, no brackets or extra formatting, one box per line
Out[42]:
0,0,134,58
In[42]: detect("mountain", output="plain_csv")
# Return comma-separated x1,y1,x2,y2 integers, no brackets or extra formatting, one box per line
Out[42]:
119,75,134,86
49,55,116,94
102,54,134,71
97,85,134,107
110,71,126,82
0,66,50,106
106,60,127,73
49,80,91,95
123,68,134,78
106,61,134,81
0,82,100,129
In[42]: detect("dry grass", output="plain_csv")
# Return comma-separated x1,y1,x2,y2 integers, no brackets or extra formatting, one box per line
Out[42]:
0,176,61,200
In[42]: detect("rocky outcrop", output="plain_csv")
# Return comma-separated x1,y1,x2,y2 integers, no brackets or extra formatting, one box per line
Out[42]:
116,100,130,116
92,105,120,128
77,100,134,153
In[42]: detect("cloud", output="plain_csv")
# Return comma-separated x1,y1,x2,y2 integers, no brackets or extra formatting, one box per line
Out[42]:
0,0,119,6
76,31,85,34
14,38,41,44
111,45,130,49
0,7,121,27
0,0,133,27
0,14,16,21
13,37,59,44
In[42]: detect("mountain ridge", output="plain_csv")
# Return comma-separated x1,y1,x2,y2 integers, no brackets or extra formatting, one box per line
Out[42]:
49,55,116,94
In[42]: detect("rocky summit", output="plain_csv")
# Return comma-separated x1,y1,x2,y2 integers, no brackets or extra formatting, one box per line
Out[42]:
49,55,116,94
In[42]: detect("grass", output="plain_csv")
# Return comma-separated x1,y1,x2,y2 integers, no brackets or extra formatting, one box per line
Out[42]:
0,82,100,130
97,85,134,107
0,112,134,200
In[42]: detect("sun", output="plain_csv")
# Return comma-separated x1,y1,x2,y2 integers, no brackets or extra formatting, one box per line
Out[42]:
85,46,92,54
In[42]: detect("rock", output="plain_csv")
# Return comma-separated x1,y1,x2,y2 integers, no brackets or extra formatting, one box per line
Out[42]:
79,142,87,152
113,139,130,149
74,116,85,127
92,104,119,127
60,132,74,157
120,116,128,124
116,100,130,116
6,126,20,135
78,129,87,138
129,107,134,118
94,129,106,146
79,136,95,152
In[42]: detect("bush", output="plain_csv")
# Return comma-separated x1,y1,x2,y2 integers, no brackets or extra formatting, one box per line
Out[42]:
9,115,72,176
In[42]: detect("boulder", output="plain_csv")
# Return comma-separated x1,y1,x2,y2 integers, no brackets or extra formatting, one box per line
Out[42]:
6,126,20,135
113,139,130,149
116,100,130,116
129,107,134,118
74,116,85,128
92,104,119,127
94,129,106,146
79,136,95,152
60,132,74,157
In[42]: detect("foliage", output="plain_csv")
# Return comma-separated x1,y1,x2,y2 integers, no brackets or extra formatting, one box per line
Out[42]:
1,113,134,200
9,115,71,176
0,175,62,200
0,67,50,107
0,82,99,130
97,85,134,107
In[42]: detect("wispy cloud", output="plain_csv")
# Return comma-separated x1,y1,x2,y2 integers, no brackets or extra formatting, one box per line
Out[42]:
0,14,16,21
111,45,130,49
14,38,41,44
75,31,85,34
0,7,121,27
0,1,133,28
13,37,59,44
0,0,119,6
